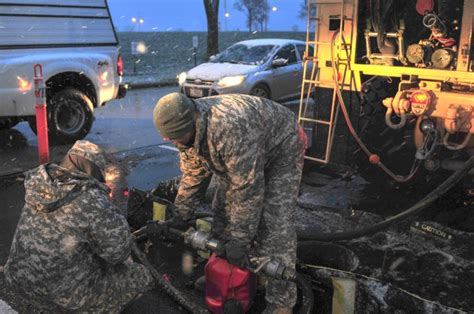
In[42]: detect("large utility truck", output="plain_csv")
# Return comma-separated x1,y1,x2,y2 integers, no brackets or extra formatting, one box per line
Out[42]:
0,0,126,143
299,0,473,183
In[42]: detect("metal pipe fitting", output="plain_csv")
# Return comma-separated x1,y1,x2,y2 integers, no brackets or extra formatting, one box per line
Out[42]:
385,106,407,129
443,131,472,150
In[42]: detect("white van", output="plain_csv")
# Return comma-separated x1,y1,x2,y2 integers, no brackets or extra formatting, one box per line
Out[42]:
0,0,126,143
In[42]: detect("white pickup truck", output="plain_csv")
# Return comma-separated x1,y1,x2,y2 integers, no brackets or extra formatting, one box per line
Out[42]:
0,0,126,143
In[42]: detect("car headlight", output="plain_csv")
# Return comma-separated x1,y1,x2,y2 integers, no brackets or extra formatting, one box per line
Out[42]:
217,75,246,88
178,72,187,85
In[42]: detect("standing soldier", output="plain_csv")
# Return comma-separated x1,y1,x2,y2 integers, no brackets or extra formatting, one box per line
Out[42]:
4,140,153,313
153,93,306,314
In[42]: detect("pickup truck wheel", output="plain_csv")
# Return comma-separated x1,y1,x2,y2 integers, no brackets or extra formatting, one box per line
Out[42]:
29,88,94,144
0,118,19,130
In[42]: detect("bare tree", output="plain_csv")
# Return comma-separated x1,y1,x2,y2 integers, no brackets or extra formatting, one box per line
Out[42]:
254,1,270,31
298,1,307,20
298,0,316,21
204,0,220,58
234,0,269,32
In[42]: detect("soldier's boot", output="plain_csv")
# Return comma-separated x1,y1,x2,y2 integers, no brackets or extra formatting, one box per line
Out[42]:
263,303,293,314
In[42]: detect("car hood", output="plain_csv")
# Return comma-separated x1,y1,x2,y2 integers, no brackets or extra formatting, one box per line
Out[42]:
186,62,259,82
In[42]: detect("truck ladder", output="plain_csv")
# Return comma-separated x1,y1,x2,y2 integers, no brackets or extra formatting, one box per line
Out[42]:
298,0,356,164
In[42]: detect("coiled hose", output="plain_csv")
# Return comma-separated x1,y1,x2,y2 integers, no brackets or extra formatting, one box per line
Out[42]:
131,242,207,313
330,30,421,183
295,273,314,314
298,156,474,241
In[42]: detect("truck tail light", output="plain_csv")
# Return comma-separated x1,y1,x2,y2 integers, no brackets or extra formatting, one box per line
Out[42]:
17,76,31,92
117,54,123,76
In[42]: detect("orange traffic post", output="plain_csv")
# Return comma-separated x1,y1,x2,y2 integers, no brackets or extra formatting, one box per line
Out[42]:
33,64,50,164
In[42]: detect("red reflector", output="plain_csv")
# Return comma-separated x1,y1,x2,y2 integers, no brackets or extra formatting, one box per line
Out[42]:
416,0,434,15
117,54,123,76
122,189,129,197
410,90,432,115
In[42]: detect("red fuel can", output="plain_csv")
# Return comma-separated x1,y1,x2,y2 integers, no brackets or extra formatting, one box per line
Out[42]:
205,253,256,313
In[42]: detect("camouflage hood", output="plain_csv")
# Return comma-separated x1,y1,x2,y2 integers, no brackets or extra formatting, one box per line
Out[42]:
24,164,109,213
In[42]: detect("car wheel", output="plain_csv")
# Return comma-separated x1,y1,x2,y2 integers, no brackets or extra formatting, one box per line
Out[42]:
0,118,19,130
29,88,94,144
250,84,271,99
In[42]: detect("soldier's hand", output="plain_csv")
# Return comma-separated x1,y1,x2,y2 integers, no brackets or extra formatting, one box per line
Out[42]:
167,215,190,231
216,239,250,269
143,220,168,236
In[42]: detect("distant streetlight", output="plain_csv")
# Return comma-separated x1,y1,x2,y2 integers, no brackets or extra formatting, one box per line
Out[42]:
272,6,278,12
224,0,229,31
131,16,145,32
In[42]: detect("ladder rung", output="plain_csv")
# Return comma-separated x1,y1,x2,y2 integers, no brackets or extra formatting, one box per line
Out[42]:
313,0,345,4
308,40,332,45
303,79,335,86
303,78,351,84
304,56,318,61
309,83,336,88
300,117,332,126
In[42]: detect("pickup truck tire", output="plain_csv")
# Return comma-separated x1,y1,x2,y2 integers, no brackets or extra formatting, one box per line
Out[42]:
29,88,94,144
0,118,19,130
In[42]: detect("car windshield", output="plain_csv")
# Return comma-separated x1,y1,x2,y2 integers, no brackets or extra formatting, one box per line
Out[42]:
212,44,276,65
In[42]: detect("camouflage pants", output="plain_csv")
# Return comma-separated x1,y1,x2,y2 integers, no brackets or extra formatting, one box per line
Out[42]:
212,126,305,308
79,260,154,313
8,260,153,313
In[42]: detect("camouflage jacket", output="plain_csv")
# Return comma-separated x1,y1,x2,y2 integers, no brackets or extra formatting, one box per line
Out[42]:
175,94,299,243
4,164,133,309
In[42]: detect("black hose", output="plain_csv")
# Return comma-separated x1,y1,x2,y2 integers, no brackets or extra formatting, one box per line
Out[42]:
131,242,207,313
295,273,314,314
0,171,25,180
297,156,474,241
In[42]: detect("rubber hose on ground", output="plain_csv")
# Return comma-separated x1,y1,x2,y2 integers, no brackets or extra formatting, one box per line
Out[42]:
297,156,474,241
295,273,314,314
131,242,207,313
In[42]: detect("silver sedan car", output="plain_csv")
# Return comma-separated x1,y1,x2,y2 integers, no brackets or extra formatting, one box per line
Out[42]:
178,39,314,102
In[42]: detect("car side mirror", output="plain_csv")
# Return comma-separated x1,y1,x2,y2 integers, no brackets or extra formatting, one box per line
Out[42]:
272,58,288,67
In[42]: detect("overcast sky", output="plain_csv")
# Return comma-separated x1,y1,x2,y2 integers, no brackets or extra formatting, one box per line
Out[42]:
108,0,306,32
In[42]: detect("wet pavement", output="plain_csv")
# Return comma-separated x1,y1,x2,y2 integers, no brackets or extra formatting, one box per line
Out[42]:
1,86,474,313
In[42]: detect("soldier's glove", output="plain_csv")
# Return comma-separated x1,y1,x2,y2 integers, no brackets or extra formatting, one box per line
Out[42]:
142,220,169,236
216,239,250,269
167,215,190,231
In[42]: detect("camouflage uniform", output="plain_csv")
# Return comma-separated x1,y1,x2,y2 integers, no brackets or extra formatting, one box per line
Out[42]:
174,94,305,308
4,144,153,313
